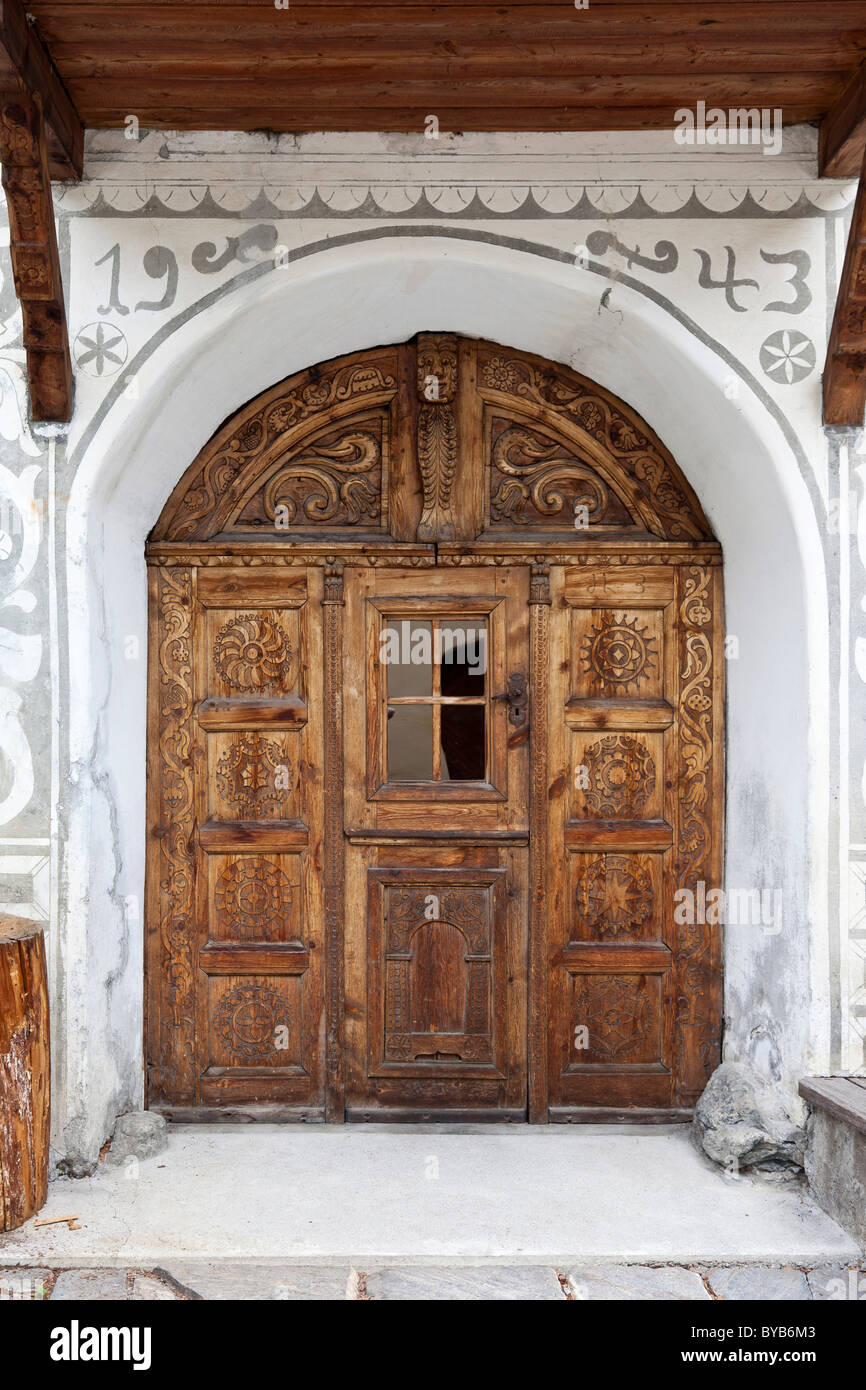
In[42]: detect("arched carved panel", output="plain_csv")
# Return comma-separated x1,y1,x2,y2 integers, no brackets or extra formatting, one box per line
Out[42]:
151,338,713,546
476,346,711,541
151,348,400,542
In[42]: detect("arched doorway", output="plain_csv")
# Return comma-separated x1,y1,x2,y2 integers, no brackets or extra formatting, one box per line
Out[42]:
145,334,724,1124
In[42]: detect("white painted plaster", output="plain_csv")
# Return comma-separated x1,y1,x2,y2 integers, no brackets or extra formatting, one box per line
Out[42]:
57,233,828,1163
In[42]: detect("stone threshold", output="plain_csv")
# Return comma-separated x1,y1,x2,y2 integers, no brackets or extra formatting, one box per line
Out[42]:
799,1076,866,1135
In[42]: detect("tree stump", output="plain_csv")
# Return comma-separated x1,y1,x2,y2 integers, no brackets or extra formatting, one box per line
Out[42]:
0,915,49,1230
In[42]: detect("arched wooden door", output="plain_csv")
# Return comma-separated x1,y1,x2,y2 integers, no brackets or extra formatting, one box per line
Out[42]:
145,336,724,1123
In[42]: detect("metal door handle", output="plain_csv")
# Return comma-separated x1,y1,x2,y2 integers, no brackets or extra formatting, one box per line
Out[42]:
492,671,528,727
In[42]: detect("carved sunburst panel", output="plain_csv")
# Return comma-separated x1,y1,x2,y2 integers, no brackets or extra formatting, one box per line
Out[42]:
571,973,661,1065
207,607,299,697
572,607,664,698
208,853,302,943
210,731,298,821
208,976,302,1067
573,732,661,821
569,852,660,943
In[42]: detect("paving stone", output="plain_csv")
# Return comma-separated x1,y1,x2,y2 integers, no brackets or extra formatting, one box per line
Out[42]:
130,1273,180,1300
805,1265,866,1301
566,1265,709,1301
162,1262,353,1300
0,1267,52,1300
705,1266,811,1300
364,1266,565,1300
50,1269,130,1301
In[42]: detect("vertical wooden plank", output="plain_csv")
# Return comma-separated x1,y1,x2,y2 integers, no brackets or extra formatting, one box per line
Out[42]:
389,342,421,542
456,337,483,539
528,559,551,1123
323,558,346,1121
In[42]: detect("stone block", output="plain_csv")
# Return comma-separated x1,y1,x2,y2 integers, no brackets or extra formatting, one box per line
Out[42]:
566,1265,709,1300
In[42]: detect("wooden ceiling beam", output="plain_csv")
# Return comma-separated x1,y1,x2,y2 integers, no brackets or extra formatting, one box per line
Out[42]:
824,140,866,426
0,97,72,421
0,0,82,179
820,57,866,177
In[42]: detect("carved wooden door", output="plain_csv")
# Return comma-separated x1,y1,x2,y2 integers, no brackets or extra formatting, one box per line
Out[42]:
145,565,326,1114
146,335,724,1123
541,562,724,1118
342,565,530,1119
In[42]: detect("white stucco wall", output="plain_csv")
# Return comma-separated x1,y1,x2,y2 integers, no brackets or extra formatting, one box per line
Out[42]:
0,129,857,1166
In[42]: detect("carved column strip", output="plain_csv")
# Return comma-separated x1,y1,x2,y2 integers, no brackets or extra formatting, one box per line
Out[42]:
673,564,720,1106
0,96,72,421
415,332,458,541
147,564,196,1104
322,558,346,1120
528,559,551,1123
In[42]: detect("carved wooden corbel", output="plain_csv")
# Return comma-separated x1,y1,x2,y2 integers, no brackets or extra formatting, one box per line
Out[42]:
415,332,458,541
0,95,72,421
824,138,866,427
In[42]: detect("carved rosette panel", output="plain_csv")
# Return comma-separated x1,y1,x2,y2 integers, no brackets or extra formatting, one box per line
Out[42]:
479,349,710,540
383,884,493,1064
416,333,458,541
573,975,652,1062
214,857,293,940
213,611,293,692
212,981,295,1064
674,566,719,1098
580,611,658,693
216,733,290,817
155,567,196,1094
582,735,656,819
575,855,654,938
158,356,397,540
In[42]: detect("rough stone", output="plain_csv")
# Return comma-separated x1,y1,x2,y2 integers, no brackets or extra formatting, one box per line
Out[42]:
566,1265,709,1301
161,1262,353,1300
50,1269,130,1300
705,1266,811,1300
105,1111,168,1166
130,1273,180,1300
805,1264,866,1301
694,1063,805,1172
364,1266,565,1300
0,1267,52,1300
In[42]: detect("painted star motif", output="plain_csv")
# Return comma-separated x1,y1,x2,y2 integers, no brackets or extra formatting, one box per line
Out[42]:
74,322,128,377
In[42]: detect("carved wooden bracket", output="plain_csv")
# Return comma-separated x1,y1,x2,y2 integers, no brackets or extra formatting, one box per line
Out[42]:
415,332,458,541
0,95,72,421
824,137,866,427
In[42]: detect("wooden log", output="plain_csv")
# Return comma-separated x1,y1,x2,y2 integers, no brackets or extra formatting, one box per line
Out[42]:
0,914,49,1231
